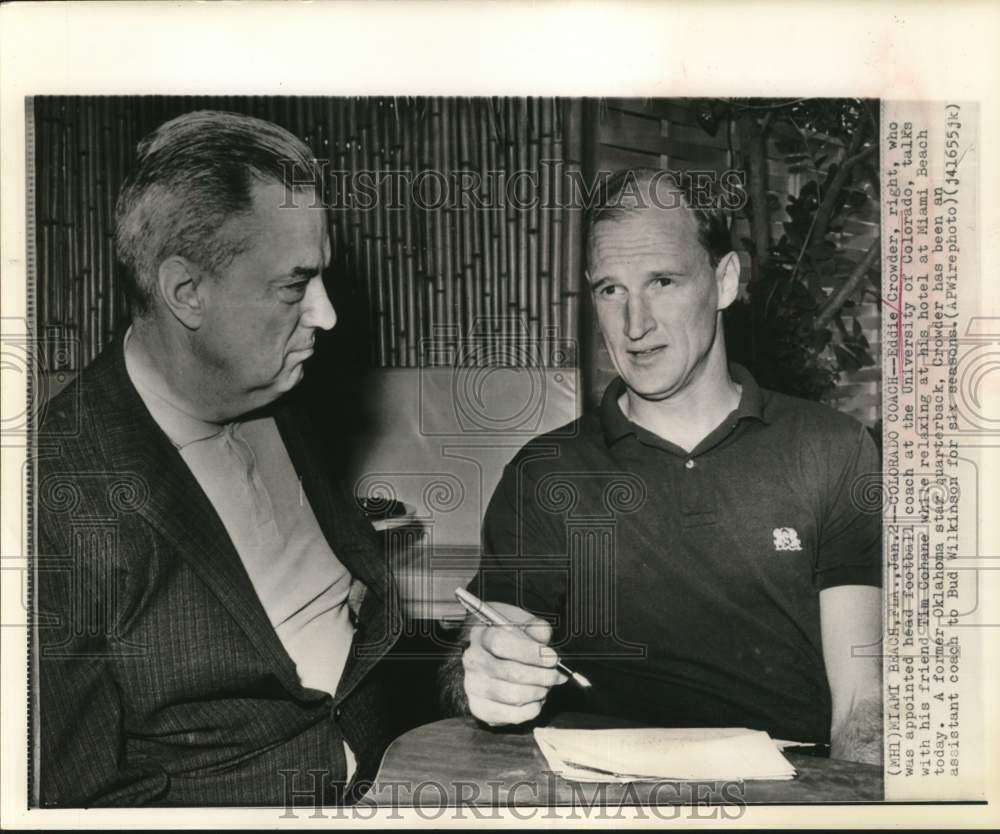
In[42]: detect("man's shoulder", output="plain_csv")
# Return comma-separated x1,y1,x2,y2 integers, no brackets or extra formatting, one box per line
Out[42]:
38,342,137,467
760,385,870,443
502,410,609,477
755,385,878,489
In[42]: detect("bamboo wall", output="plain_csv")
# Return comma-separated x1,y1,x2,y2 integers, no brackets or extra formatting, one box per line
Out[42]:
31,96,881,425
31,96,585,373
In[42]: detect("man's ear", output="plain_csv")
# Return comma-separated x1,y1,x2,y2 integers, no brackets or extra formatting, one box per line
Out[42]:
714,251,741,311
157,256,204,329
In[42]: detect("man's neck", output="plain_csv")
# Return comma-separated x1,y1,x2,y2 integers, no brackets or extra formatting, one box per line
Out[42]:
128,319,230,424
620,362,742,454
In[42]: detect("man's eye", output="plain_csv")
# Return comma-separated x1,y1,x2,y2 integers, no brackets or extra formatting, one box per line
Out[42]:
653,276,673,288
282,282,309,300
597,285,623,298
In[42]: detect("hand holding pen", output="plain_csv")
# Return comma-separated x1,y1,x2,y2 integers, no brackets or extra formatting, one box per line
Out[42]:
454,588,591,727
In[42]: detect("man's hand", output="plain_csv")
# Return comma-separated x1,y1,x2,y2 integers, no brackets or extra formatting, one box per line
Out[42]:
461,601,568,726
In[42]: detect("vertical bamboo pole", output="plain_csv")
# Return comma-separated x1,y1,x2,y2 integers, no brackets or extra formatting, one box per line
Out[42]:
492,107,505,361
39,152,49,331
516,98,531,363
418,98,434,363
549,100,564,350
387,98,406,366
441,98,457,341
332,97,349,289
90,96,102,360
47,103,58,330
41,104,53,330
96,97,109,347
562,98,589,372
538,98,554,363
477,100,495,359
66,102,79,331
37,105,50,329
411,98,427,282
107,99,120,333
81,98,94,363
468,99,485,357
502,98,518,363
430,98,446,344
358,103,381,364
456,99,474,350
401,101,419,367
373,99,397,366
526,97,541,356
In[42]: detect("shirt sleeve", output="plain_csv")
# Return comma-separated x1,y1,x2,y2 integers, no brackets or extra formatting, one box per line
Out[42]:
814,424,883,590
36,513,170,806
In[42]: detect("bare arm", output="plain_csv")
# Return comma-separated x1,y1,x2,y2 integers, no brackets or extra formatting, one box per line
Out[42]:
439,622,471,716
820,584,883,764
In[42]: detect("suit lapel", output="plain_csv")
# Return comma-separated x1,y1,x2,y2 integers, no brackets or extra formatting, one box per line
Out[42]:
86,340,401,703
87,343,305,695
275,404,389,600
276,405,402,702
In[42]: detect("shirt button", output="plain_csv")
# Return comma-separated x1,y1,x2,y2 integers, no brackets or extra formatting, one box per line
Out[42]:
685,459,695,470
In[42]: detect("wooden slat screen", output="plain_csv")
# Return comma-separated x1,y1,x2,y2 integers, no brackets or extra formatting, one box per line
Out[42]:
32,96,585,372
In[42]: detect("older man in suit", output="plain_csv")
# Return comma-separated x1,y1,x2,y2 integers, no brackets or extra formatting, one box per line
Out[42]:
35,111,404,806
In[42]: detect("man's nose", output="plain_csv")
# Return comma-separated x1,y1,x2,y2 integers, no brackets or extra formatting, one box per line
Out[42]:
625,294,653,340
301,277,338,331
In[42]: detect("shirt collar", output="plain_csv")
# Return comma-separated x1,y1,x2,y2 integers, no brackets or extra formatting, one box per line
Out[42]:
600,362,769,447
123,327,229,450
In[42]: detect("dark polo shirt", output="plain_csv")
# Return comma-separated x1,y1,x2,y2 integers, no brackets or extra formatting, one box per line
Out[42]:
474,365,881,744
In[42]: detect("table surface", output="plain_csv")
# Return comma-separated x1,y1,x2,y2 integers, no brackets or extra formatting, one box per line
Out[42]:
365,715,883,806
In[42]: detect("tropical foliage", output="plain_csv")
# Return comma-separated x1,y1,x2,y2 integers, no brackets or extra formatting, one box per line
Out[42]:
695,98,881,402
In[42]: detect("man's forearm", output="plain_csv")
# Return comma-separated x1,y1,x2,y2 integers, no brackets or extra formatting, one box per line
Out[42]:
438,642,470,716
830,693,882,765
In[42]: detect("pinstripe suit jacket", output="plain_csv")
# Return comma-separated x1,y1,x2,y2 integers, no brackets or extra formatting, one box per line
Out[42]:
35,338,405,806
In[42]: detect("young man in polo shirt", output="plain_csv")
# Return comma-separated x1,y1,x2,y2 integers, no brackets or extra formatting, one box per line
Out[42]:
446,168,883,766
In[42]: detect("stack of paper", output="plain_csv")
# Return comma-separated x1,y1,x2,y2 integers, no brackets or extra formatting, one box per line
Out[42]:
533,727,797,782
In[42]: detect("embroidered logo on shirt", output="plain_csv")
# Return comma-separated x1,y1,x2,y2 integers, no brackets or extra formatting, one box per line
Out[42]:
773,527,803,552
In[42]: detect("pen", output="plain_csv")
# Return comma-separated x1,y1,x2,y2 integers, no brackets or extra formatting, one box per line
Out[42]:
454,587,592,689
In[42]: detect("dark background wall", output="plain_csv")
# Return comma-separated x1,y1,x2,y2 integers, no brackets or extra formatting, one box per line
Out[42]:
30,96,879,425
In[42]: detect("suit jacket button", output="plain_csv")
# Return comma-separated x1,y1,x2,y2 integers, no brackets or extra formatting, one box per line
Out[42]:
334,706,343,719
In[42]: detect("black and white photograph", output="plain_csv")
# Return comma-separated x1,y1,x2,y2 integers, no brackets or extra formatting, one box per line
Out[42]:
1,3,997,829
28,93,884,808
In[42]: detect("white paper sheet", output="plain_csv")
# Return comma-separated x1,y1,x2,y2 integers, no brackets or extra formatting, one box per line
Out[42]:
533,727,797,783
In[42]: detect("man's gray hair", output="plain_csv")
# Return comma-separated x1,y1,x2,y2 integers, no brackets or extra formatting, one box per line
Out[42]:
115,110,323,316
587,168,733,268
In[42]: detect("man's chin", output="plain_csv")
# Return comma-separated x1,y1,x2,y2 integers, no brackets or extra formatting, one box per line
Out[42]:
619,368,682,402
246,364,306,408
276,362,306,393
627,385,680,403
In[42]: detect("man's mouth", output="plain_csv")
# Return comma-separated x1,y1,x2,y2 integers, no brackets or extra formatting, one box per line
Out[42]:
627,345,666,360
288,343,315,361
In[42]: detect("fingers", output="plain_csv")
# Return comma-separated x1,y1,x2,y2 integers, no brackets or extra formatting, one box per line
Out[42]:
464,641,566,690
467,694,544,727
461,601,570,727
487,601,555,647
480,623,557,670
463,646,552,727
